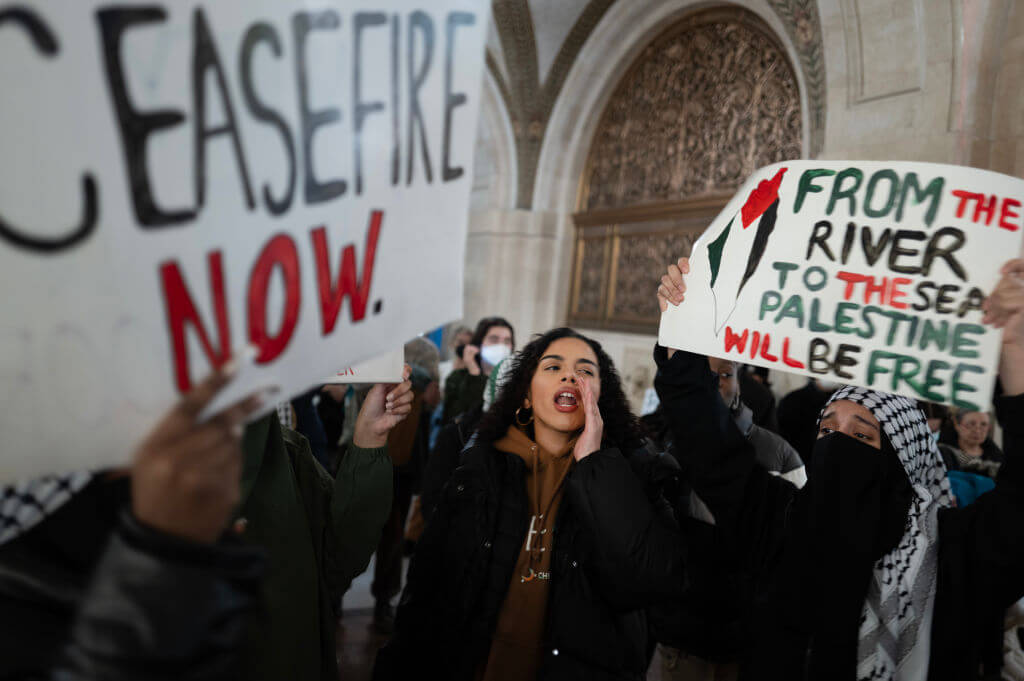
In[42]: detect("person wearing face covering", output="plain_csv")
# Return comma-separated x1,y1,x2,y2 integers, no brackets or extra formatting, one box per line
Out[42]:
375,328,687,681
441,317,516,424
653,257,1024,681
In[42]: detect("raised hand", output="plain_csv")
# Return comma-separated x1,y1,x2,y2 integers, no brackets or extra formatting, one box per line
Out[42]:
353,364,415,449
983,259,1024,394
657,257,690,312
983,259,1024,344
572,376,603,462
463,345,482,376
131,363,265,544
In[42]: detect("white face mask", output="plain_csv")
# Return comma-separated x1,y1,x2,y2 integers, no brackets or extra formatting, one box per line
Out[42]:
932,431,941,442
480,343,511,368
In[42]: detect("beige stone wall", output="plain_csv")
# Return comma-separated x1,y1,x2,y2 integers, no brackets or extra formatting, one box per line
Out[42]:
462,0,1024,401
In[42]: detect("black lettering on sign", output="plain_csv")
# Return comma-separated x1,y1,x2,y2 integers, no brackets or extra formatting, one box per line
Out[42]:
0,8,98,252
806,221,834,261
442,11,474,181
293,9,346,204
406,10,434,185
98,7,195,227
240,23,297,216
353,12,387,195
192,8,255,211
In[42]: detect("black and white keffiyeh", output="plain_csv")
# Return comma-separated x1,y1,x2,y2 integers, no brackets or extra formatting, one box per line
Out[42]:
821,386,954,680
0,471,93,545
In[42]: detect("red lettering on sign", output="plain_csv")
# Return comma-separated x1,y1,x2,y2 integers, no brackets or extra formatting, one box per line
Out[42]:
724,326,750,354
312,209,383,336
159,252,233,393
248,234,301,364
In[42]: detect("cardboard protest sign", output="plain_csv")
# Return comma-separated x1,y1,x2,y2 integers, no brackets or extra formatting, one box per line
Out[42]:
0,1,488,481
659,161,1024,411
325,349,405,384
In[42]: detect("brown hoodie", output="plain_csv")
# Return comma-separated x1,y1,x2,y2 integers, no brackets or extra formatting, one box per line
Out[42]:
479,426,575,681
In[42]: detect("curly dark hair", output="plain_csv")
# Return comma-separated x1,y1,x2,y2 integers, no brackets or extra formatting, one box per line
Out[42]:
474,327,645,453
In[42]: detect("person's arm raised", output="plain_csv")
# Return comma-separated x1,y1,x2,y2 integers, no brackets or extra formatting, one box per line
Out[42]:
131,362,265,543
932,259,1024,622
58,363,267,679
985,258,1024,396
326,365,414,595
654,257,749,477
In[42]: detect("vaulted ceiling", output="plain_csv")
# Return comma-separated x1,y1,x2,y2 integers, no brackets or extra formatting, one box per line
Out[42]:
484,1,826,209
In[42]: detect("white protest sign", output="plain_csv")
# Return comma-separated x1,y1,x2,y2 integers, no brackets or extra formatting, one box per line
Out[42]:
659,161,1024,411
325,348,405,384
0,1,488,481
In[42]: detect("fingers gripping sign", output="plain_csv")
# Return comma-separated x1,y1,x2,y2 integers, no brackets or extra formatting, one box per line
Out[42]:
982,258,1024,341
657,256,691,359
983,259,1024,395
131,358,266,544
657,257,690,312
353,363,415,449
572,376,603,462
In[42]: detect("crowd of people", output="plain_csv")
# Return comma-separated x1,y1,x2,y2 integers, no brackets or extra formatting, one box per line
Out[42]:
2,258,1024,681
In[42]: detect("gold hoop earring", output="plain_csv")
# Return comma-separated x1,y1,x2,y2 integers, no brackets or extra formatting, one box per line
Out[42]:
515,407,533,426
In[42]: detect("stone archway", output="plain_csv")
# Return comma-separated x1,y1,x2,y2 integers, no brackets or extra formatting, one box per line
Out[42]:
565,7,804,333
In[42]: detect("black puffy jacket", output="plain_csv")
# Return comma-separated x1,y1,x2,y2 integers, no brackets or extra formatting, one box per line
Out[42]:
374,438,687,681
0,479,264,681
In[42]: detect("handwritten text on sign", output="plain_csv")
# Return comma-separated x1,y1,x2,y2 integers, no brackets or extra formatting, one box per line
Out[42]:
659,161,1024,410
0,1,487,481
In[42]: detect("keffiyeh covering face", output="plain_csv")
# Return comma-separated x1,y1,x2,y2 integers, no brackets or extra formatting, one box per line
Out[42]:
0,471,93,545
821,387,955,681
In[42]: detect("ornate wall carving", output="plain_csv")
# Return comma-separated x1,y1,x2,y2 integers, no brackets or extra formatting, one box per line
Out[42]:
487,0,826,208
581,10,803,211
568,8,802,333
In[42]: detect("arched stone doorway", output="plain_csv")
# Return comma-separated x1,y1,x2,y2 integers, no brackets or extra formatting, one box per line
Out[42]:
566,7,803,333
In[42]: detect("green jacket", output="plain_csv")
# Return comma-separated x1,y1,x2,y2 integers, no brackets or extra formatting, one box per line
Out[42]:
237,414,392,681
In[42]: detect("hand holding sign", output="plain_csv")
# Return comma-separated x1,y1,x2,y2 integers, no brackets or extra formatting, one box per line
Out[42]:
984,260,1024,395
982,259,1024,341
131,362,266,544
657,257,690,311
353,364,415,449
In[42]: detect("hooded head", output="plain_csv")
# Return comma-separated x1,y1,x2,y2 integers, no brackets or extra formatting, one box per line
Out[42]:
812,386,954,678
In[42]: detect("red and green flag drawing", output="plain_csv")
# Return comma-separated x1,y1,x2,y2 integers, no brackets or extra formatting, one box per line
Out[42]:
706,167,787,334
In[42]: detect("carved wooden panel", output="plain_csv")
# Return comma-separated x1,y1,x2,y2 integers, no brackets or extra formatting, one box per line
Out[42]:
611,229,698,322
571,232,610,320
569,8,802,334
581,9,803,212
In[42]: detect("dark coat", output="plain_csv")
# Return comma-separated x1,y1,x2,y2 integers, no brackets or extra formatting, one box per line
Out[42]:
0,416,391,681
374,437,687,681
0,479,263,680
442,368,488,424
654,347,1024,681
419,403,483,525
236,416,392,681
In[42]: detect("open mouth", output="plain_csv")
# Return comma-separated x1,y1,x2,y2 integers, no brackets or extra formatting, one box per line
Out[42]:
554,389,580,413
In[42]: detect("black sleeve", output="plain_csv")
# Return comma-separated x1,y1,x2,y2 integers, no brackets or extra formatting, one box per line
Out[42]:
653,346,756,519
420,421,464,524
941,393,1024,605
929,393,1024,678
53,513,264,681
566,447,687,611
653,345,795,579
373,464,463,680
